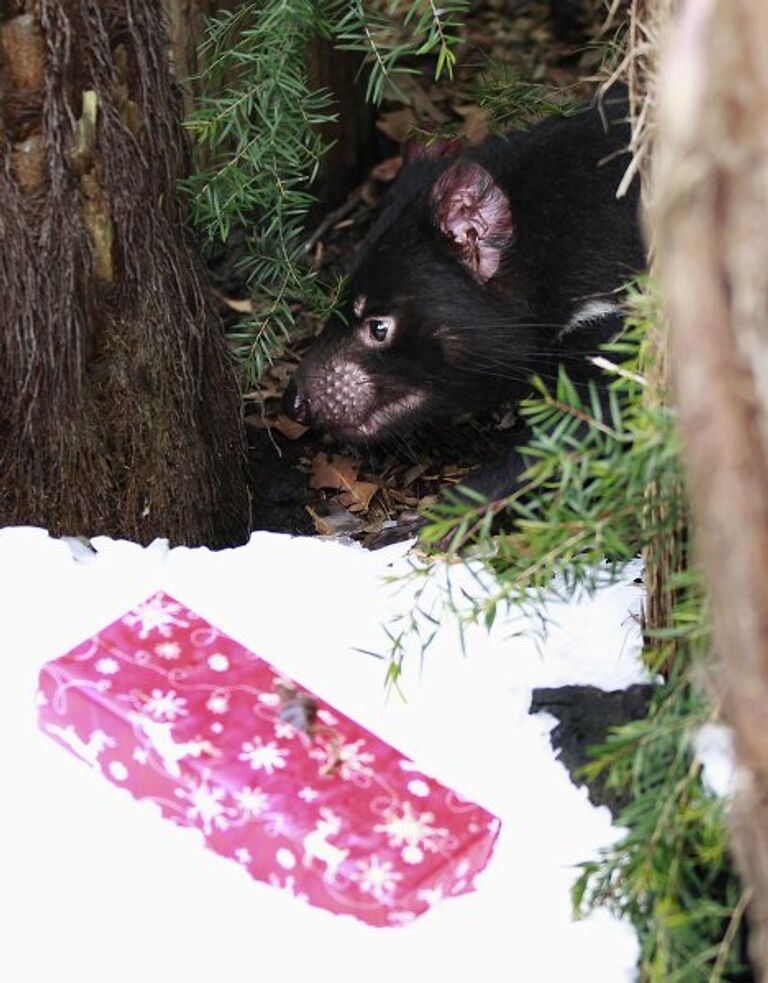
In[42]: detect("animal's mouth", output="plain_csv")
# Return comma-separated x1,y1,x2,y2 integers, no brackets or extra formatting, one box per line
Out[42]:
335,392,426,441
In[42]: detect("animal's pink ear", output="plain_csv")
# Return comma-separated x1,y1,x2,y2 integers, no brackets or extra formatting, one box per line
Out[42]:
430,161,513,282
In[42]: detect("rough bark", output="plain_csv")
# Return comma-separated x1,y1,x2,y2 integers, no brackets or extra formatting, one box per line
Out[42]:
163,0,239,115
307,38,375,214
0,0,251,547
611,0,681,641
653,0,768,974
164,0,210,113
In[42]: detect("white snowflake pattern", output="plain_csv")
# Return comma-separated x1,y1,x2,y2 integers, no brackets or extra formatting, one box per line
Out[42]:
310,738,375,781
337,739,376,780
123,595,189,640
141,688,188,721
233,786,269,817
235,848,252,865
95,657,119,675
298,786,319,803
206,693,229,715
132,747,149,765
154,641,181,660
373,801,449,860
175,772,229,835
354,855,403,901
274,722,297,740
238,736,287,775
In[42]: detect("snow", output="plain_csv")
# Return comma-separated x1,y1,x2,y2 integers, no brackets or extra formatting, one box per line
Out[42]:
0,526,650,983
694,723,736,800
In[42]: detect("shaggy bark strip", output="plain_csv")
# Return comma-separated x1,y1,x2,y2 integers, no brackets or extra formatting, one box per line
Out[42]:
0,0,250,547
654,0,768,974
603,0,682,641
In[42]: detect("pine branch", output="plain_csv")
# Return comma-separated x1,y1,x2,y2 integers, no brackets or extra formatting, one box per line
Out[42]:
386,280,748,979
183,0,335,384
185,0,469,383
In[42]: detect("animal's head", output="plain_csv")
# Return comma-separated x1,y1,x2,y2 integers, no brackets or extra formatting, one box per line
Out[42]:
283,153,534,443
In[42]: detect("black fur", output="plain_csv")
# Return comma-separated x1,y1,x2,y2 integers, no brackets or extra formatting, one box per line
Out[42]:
285,88,645,501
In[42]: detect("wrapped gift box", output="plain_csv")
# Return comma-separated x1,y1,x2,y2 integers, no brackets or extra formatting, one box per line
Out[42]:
37,592,500,926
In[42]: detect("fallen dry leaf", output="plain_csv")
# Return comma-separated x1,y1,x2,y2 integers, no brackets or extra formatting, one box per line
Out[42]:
305,504,366,537
402,462,428,487
309,452,360,492
336,482,379,513
386,487,420,507
455,104,491,145
376,108,417,143
305,506,340,537
220,294,254,313
360,515,402,539
271,413,309,441
242,386,279,403
370,156,403,183
310,452,379,513
394,76,450,124
442,465,469,479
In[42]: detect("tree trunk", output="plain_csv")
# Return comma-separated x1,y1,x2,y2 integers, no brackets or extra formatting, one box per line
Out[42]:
0,0,251,548
653,0,768,974
616,0,681,643
307,38,375,215
164,0,212,115
163,0,239,116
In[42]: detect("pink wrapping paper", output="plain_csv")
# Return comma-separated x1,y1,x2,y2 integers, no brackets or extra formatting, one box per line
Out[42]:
37,592,500,926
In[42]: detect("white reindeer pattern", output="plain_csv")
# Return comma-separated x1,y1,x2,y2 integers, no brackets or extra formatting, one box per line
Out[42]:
302,807,349,882
45,724,116,767
129,713,219,778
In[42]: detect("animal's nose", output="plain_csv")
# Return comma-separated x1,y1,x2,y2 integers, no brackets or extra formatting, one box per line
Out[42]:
283,378,310,424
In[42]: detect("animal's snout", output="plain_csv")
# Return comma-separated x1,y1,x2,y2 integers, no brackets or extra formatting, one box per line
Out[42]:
282,359,378,436
283,377,310,425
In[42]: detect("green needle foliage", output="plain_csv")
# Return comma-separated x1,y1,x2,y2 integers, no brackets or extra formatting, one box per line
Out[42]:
474,65,582,130
418,287,681,591
184,1,336,385
185,0,468,385
328,0,469,104
573,666,750,982
394,281,749,980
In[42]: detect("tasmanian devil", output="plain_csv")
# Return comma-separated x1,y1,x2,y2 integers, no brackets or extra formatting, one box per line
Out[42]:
284,88,645,503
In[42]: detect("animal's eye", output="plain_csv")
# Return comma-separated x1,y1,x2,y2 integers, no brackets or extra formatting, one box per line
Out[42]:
366,317,392,343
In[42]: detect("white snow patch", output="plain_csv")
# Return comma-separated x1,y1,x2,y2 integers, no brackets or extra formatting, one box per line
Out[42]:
0,526,650,983
694,723,736,800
